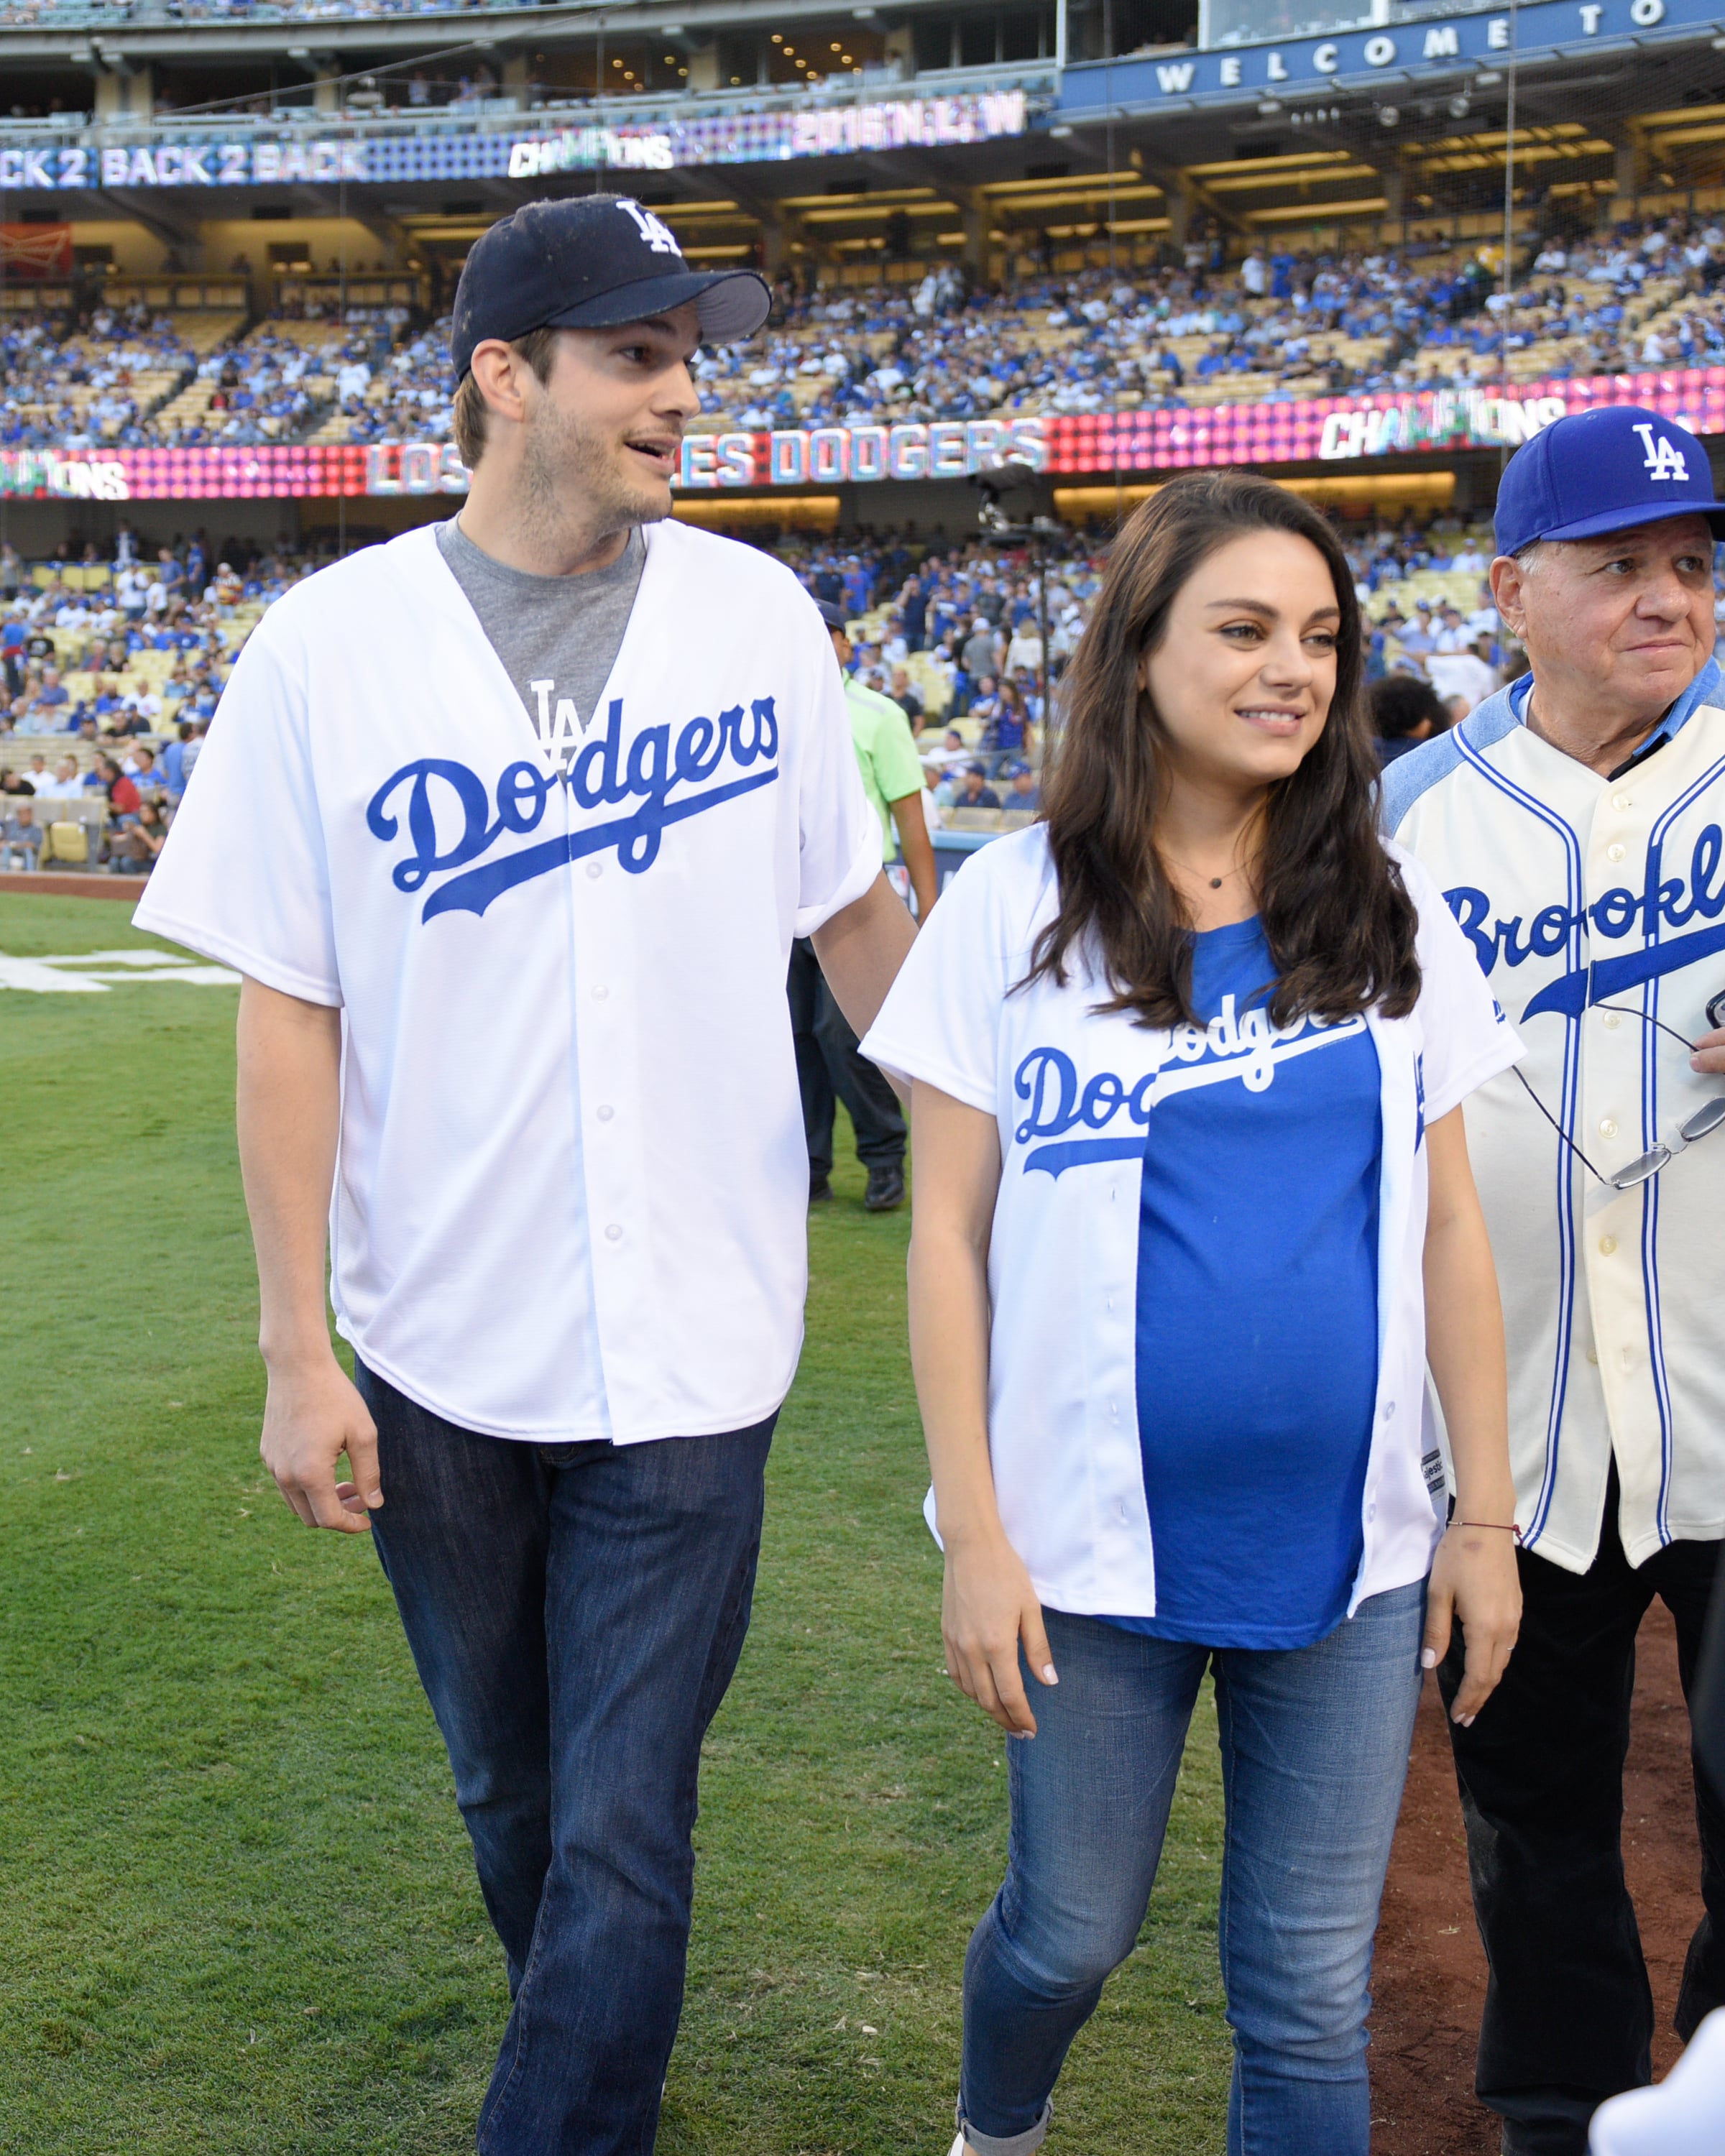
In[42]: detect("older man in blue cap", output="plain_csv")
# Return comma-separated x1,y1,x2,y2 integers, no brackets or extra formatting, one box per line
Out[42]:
1384,407,1725,2153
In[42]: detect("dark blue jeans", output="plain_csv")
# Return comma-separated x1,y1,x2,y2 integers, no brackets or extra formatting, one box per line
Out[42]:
356,1362,775,2156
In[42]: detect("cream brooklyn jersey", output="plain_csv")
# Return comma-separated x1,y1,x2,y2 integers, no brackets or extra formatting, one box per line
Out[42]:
1384,663,1725,1571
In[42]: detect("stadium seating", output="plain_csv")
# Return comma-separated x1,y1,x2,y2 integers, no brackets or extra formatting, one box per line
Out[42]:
8,214,1722,456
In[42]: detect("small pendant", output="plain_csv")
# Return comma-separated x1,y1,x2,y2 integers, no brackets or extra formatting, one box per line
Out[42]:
1209,877,1223,889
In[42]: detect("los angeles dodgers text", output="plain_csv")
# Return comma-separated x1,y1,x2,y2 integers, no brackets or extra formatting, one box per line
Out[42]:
367,694,780,921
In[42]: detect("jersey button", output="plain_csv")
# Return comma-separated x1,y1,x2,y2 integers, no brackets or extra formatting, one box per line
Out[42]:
604,1223,622,1243
1599,1117,1617,1138
586,862,603,880
1602,1013,1622,1030
1599,1234,1617,1256
597,1105,615,1123
592,984,609,1000
1606,842,1626,862
1381,1399,1396,1420
1611,791,1632,811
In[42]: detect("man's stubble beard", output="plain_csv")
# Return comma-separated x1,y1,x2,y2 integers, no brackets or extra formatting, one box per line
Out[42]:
520,395,675,551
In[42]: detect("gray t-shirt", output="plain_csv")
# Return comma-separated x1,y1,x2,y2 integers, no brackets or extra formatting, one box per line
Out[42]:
436,517,646,774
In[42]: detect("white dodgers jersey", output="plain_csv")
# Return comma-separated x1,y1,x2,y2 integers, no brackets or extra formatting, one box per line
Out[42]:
135,518,882,1446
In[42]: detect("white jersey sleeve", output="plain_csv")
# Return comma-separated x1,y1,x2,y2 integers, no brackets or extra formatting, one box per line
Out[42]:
793,594,883,937
135,606,340,1005
861,832,1042,1111
1399,847,1523,1120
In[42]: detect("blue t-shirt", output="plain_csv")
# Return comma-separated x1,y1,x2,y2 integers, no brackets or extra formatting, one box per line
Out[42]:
1108,916,1382,1650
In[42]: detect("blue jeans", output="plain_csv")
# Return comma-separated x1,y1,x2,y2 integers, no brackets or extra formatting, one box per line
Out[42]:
356,1362,775,2156
959,1585,1426,2156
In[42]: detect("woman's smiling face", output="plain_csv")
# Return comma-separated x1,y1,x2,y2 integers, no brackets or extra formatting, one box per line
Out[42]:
1141,528,1342,796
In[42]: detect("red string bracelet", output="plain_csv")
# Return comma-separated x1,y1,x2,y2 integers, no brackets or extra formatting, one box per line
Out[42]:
1460,1521,1522,1541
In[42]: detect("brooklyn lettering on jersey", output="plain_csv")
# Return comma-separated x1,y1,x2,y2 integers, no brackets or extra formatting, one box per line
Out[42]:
1444,821,1725,1019
366,694,780,921
1011,1003,1369,1178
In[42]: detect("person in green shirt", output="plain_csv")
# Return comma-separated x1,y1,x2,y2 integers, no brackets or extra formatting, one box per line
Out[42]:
785,602,936,1213
829,643,937,919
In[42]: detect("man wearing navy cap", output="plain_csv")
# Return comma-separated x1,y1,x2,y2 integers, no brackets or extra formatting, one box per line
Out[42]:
1384,407,1725,2152
137,193,918,2153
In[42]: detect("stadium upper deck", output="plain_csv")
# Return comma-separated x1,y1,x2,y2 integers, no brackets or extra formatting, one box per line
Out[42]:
0,0,1719,275
2,0,1724,519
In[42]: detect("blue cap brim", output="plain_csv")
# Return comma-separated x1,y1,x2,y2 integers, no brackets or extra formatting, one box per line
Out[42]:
1517,501,1725,550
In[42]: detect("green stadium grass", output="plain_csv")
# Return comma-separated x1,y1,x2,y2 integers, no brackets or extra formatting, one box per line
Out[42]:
0,893,1231,2155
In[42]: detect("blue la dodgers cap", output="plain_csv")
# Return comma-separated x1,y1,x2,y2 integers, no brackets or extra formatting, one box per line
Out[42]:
1494,405,1725,558
451,194,770,382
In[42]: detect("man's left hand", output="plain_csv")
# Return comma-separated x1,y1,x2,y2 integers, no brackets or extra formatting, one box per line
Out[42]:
1691,1026,1725,1077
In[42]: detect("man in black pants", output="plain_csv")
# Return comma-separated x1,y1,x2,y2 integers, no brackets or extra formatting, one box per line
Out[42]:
1382,407,1725,2153
789,934,906,1210
1438,1462,1725,2150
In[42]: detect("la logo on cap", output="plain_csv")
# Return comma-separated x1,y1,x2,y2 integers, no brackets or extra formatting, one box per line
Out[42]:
618,199,681,255
1631,421,1690,484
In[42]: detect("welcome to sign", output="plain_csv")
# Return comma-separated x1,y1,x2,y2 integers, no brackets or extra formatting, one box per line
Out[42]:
1059,0,1713,110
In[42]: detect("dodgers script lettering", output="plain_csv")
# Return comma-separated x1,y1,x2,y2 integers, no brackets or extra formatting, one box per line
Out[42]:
366,694,780,921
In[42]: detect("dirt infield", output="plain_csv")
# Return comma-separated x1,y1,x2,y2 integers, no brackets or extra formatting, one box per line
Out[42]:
0,870,149,900
1371,1603,1701,2155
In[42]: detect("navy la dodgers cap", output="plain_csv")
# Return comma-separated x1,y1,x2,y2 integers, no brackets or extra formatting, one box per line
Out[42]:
1494,405,1725,558
450,193,771,382
814,598,850,631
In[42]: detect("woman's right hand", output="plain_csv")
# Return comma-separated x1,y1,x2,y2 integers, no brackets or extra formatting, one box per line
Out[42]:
942,1526,1059,1737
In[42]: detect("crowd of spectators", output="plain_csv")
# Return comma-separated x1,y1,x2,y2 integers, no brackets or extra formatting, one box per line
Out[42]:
155,313,414,448
0,528,294,868
323,215,1725,446
782,507,1546,803
6,214,1724,456
0,297,204,451
8,497,1718,870
699,215,1725,433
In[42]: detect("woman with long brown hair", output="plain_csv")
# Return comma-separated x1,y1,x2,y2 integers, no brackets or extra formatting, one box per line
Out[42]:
862,472,1524,2155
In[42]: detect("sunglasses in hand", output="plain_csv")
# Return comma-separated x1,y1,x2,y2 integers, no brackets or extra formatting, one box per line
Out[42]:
1512,989,1725,1194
